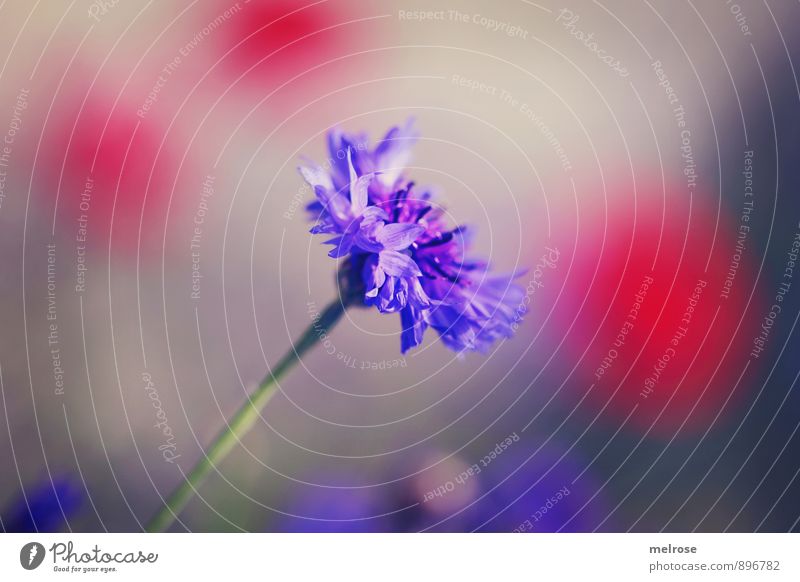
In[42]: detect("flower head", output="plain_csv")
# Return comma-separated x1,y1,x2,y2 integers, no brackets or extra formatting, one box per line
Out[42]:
300,119,524,354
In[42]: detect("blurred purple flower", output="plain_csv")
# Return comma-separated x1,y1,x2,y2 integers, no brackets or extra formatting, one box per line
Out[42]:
3,477,83,532
465,443,610,532
272,474,393,533
272,441,609,533
300,119,524,354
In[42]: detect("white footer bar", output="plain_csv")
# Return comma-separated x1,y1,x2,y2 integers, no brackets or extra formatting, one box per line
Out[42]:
1,533,796,580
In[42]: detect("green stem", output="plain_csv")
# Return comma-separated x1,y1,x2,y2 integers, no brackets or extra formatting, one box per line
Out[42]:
146,296,351,532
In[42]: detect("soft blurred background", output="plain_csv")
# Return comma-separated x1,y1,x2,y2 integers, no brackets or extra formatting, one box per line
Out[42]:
1,0,799,532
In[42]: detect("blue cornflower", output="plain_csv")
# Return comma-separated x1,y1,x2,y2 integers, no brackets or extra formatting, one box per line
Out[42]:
300,119,523,354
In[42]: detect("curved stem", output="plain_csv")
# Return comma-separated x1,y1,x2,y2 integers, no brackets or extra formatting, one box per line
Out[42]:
146,296,351,532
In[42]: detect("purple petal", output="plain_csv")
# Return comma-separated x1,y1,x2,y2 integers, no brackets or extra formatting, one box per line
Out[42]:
351,175,372,216
400,304,427,353
298,161,333,192
310,223,336,235
374,118,418,187
326,128,350,187
377,276,403,312
362,255,385,297
347,147,358,190
378,223,425,251
325,235,353,258
353,221,385,253
408,277,431,308
360,206,388,225
329,130,368,174
381,275,396,299
379,250,421,278
314,188,351,224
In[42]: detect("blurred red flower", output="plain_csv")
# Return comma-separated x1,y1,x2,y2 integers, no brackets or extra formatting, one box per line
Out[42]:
560,181,763,436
